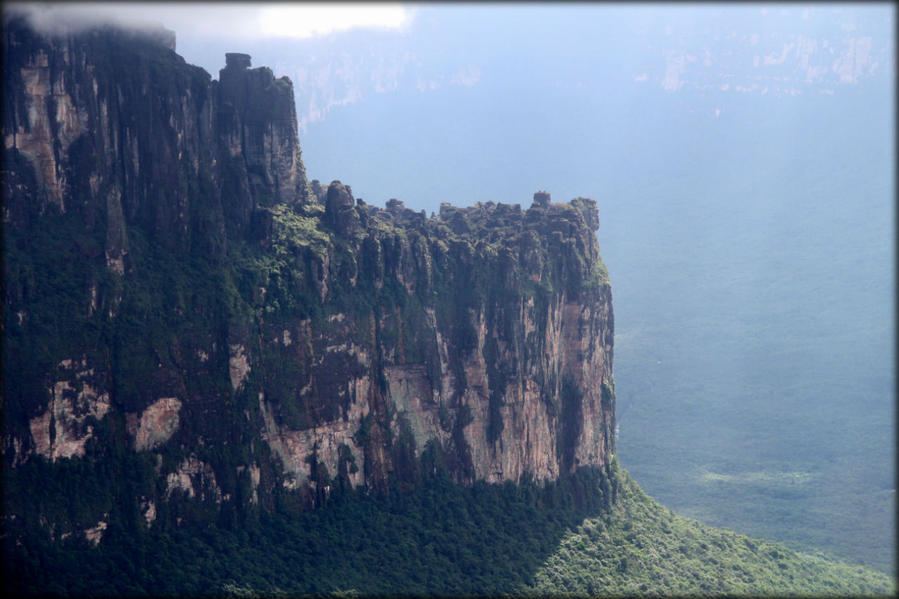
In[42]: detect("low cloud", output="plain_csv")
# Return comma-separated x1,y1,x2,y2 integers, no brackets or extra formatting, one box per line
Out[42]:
5,2,414,40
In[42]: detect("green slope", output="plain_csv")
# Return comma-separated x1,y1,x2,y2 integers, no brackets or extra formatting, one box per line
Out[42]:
529,466,896,596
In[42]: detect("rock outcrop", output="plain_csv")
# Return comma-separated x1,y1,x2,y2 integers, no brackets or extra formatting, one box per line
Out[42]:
2,16,615,541
2,16,309,254
248,188,615,495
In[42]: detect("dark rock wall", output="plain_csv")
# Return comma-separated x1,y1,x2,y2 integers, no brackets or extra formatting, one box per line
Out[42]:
1,18,615,542
2,17,309,256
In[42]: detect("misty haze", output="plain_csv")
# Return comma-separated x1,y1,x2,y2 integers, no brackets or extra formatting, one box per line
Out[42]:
3,2,894,596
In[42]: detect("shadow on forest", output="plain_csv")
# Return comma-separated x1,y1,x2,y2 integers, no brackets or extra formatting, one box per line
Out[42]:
5,466,617,596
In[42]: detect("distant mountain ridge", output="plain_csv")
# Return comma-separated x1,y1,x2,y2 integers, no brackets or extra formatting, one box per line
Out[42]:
203,5,891,130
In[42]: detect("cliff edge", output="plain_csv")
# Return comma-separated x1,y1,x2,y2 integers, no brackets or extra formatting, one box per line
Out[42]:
2,17,614,542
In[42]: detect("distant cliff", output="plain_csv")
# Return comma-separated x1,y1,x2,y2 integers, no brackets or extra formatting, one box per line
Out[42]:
2,16,615,543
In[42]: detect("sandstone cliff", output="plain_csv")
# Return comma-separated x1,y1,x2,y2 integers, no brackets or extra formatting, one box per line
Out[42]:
2,17,614,543
2,17,309,255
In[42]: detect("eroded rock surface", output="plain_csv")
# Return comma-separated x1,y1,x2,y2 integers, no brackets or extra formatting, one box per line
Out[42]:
128,397,182,451
2,17,615,536
28,358,111,461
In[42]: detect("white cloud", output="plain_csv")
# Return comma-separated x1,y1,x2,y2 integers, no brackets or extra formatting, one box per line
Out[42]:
258,4,411,39
5,2,414,40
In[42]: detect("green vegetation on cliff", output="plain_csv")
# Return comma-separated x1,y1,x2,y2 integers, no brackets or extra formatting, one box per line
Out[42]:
3,17,892,598
4,17,616,547
5,460,893,597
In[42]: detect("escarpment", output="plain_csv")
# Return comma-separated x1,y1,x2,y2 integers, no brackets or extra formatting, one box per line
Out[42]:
2,16,615,542
248,189,615,494
2,17,308,254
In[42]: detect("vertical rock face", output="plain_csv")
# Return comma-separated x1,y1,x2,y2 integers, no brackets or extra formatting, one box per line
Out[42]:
246,189,615,494
2,16,309,254
217,53,308,219
2,17,615,539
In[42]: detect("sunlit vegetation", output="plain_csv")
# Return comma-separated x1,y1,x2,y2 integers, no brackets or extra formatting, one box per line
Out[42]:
530,468,895,596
